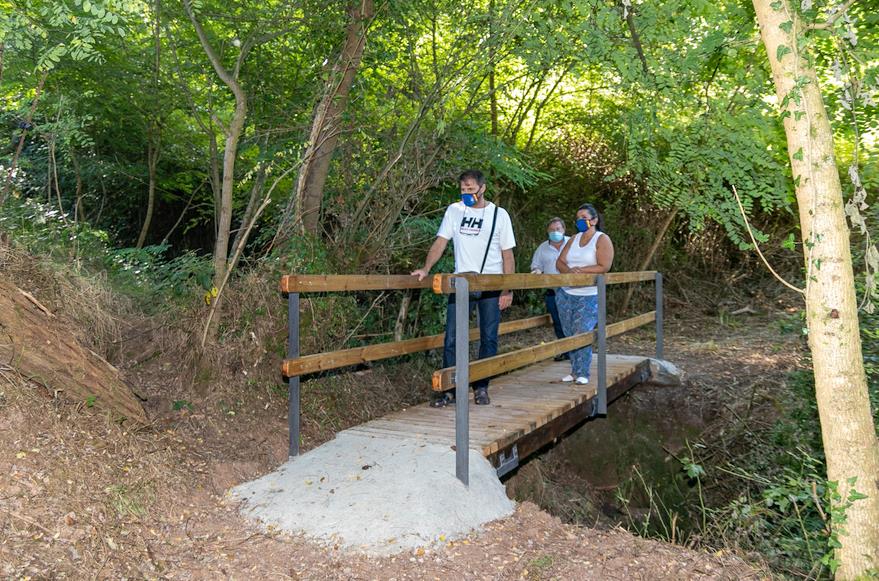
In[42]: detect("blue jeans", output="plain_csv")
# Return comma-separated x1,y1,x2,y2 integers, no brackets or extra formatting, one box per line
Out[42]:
556,289,598,379
544,291,565,339
443,291,501,392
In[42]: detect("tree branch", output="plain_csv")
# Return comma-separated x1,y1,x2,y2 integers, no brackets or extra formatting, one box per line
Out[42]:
732,185,805,295
806,0,857,31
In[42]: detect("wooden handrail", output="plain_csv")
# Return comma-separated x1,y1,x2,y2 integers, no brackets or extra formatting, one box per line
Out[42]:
431,271,657,294
431,311,656,390
281,314,552,377
280,274,433,293
278,271,657,294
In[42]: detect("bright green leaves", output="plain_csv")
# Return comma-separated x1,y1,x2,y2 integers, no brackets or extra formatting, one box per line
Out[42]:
776,44,792,62
793,147,804,161
782,233,796,251
779,20,793,34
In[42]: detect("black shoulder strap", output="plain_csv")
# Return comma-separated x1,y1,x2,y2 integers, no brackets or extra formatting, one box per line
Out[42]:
479,205,500,274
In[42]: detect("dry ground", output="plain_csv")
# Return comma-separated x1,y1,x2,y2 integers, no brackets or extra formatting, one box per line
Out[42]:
1,244,786,579
0,315,781,580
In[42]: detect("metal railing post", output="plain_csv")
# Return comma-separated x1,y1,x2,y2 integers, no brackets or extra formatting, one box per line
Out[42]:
596,274,607,415
288,292,301,457
655,272,664,361
454,277,470,486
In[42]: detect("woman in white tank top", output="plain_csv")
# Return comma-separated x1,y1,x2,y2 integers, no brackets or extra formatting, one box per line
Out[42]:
554,204,615,384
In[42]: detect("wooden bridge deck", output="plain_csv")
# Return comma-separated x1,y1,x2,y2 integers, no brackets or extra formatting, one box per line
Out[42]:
347,354,653,473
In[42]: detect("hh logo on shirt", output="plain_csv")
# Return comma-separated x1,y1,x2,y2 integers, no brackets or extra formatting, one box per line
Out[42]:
459,216,484,236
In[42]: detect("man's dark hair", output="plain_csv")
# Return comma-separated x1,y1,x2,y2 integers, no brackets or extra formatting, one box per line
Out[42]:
548,217,566,230
578,203,604,232
458,169,485,186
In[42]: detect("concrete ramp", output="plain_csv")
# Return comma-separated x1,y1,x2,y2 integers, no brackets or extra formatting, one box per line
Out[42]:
231,431,514,555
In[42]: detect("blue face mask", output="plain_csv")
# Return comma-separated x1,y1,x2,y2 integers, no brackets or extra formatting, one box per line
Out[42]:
461,193,477,207
548,231,564,243
575,218,590,233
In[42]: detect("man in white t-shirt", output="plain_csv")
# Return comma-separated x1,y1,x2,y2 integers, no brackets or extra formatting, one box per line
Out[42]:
411,169,516,408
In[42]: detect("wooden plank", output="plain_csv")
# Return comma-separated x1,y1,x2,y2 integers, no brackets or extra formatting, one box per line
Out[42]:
282,314,551,377
280,275,432,293
432,271,658,293
488,360,652,465
432,311,656,390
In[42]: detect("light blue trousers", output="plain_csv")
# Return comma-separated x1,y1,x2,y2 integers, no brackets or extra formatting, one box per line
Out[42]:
556,289,598,379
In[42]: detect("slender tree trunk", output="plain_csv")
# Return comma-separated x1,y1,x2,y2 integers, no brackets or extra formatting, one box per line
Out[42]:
623,3,649,76
137,0,162,250
488,0,498,137
1,71,48,206
184,0,249,344
619,207,677,316
136,128,160,248
286,0,374,236
229,161,267,270
70,149,84,222
753,1,879,576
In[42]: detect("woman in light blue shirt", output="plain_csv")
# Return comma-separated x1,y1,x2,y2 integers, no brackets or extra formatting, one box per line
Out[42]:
530,217,569,360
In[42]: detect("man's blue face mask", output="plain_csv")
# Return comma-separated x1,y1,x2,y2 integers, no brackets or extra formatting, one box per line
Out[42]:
461,193,477,207
548,231,564,243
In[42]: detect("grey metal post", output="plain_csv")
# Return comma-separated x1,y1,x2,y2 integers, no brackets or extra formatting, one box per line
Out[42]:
288,292,301,457
454,277,470,486
655,272,664,361
596,275,607,415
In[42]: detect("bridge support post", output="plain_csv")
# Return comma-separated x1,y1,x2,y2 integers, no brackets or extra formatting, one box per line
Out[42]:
655,272,663,361
596,275,607,415
288,292,301,457
454,277,469,486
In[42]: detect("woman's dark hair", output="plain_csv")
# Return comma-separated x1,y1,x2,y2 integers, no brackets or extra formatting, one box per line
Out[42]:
577,203,604,232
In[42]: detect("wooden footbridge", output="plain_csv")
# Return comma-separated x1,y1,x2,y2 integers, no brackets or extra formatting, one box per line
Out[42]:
280,272,663,485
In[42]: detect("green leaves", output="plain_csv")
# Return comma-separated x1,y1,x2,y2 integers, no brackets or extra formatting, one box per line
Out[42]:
776,44,792,62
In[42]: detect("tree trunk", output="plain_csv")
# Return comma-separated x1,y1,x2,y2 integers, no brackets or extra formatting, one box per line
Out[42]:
184,0,250,343
619,207,677,316
229,161,267,269
1,71,47,206
136,126,160,249
753,1,879,576
0,278,148,424
136,0,162,250
288,0,374,236
70,149,84,222
394,291,412,342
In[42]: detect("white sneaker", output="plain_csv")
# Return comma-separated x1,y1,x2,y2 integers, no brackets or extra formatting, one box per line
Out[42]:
561,374,574,382
575,376,589,384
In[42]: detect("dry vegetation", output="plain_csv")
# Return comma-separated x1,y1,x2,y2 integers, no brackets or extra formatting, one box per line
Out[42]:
0,243,773,578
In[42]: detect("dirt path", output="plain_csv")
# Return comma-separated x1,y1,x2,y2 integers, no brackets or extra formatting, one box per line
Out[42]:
1,309,791,579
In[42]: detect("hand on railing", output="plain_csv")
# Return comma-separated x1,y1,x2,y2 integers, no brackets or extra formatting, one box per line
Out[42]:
410,268,429,281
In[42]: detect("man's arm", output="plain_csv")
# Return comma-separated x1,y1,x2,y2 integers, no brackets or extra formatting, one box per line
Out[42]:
499,248,515,310
530,245,542,274
411,236,449,281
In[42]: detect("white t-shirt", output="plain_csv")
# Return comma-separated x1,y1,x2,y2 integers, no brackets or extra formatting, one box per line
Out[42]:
437,201,516,274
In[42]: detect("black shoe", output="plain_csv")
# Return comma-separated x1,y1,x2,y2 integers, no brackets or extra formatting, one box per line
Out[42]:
474,387,490,405
430,391,455,408
553,353,570,361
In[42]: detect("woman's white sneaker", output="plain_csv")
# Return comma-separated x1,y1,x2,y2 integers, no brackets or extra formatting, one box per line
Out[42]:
575,376,589,384
561,374,574,382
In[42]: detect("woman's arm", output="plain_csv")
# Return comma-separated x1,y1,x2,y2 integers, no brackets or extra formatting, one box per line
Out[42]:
555,237,576,273
577,235,614,274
